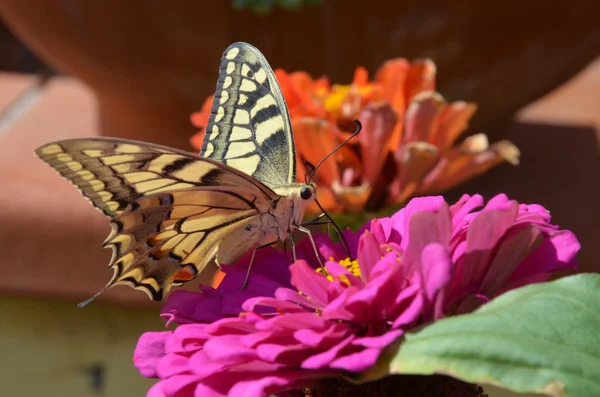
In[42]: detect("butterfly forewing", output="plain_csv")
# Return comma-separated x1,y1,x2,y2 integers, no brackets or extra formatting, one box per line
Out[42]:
35,137,280,302
35,137,274,217
201,42,296,189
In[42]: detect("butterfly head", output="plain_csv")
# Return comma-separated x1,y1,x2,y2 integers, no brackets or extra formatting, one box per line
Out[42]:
274,182,317,204
300,183,316,201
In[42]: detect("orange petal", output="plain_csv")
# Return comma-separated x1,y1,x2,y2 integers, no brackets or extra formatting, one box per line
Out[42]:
313,76,332,98
307,184,339,214
374,59,410,148
332,181,371,212
276,70,329,119
289,71,317,99
434,101,478,150
339,87,364,122
190,96,213,128
403,92,446,144
358,103,398,185
276,69,303,110
374,58,410,113
190,131,205,152
189,96,214,151
336,144,363,184
415,134,520,194
405,59,436,103
353,66,369,86
390,141,439,204
293,118,341,186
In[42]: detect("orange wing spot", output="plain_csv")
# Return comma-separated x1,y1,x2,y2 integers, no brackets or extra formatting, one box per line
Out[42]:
149,236,162,246
173,268,195,282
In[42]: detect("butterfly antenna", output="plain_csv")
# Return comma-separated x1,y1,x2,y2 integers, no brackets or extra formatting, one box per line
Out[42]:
307,119,362,182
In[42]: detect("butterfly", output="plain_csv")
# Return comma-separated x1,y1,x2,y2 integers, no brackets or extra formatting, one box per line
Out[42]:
35,42,357,306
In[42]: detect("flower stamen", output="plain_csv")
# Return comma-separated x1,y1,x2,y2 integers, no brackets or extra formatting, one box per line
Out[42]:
316,257,361,286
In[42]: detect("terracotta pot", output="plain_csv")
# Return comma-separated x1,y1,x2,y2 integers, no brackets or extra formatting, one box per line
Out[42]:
1,0,599,150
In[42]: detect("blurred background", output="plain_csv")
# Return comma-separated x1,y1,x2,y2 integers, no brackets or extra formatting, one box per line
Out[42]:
0,1,598,396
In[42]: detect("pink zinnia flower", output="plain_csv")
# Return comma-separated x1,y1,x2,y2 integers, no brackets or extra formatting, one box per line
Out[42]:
134,194,579,397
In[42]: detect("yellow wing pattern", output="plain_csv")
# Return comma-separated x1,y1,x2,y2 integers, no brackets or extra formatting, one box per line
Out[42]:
201,42,296,189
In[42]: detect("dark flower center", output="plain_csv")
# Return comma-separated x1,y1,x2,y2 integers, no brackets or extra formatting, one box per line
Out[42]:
301,374,488,397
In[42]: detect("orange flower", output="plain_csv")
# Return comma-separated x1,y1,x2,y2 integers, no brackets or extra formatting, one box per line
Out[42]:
190,58,519,213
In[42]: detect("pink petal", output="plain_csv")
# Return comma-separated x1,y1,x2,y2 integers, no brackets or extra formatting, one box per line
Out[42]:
240,331,274,348
161,290,224,326
202,335,257,361
294,323,350,348
358,231,382,281
352,329,404,348
242,297,305,313
460,202,519,288
157,353,191,378
509,230,580,280
256,342,310,363
274,287,321,310
257,312,328,332
315,234,347,261
330,347,381,372
321,287,357,321
134,332,169,378
149,375,199,397
420,243,452,304
390,280,424,328
448,194,483,232
404,204,452,274
290,260,330,306
301,334,355,369
479,225,541,295
188,351,236,378
371,218,392,243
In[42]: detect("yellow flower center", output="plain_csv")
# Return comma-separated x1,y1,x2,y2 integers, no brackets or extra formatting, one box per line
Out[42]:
316,257,362,286
322,84,375,114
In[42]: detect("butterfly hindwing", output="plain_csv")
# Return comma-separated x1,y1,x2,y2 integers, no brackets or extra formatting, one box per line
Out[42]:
101,187,263,301
201,42,296,189
35,137,274,217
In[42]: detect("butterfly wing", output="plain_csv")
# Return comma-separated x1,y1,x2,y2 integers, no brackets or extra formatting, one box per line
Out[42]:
201,42,296,188
35,137,275,217
35,137,278,302
99,187,265,302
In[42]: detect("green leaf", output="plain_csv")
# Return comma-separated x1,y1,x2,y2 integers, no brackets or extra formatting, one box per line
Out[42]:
390,274,600,397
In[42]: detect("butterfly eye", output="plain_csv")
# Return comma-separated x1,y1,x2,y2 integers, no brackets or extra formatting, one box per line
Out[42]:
300,186,312,200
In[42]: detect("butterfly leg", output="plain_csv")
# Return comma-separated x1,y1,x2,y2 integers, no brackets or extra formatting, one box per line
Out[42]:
296,224,325,272
300,219,351,260
241,239,280,290
302,218,332,239
289,234,297,262
305,213,327,223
